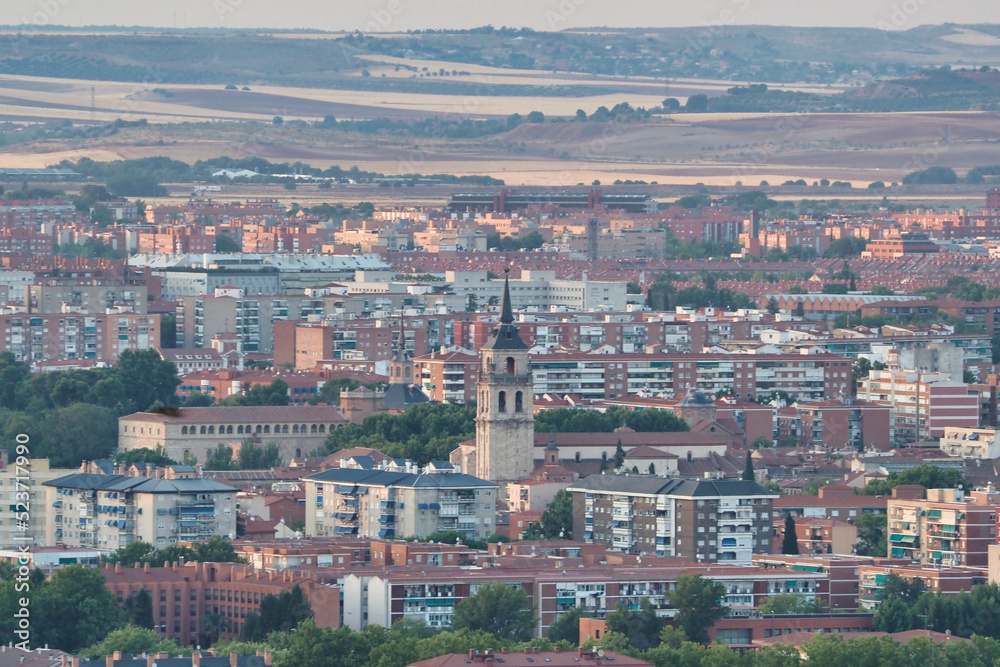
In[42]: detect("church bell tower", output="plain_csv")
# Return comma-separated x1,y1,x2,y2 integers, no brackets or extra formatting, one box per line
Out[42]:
475,270,534,483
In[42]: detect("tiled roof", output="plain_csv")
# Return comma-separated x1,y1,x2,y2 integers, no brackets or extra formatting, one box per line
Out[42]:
120,405,347,424
44,473,238,494
303,468,496,489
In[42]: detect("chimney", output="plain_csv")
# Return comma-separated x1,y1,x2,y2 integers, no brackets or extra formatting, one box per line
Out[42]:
263,652,272,666
468,650,475,660
191,653,201,667
113,653,122,662
230,652,238,667
105,655,114,667
61,657,68,667
146,656,155,667
115,564,121,574
156,654,168,660
554,647,561,653
144,563,150,573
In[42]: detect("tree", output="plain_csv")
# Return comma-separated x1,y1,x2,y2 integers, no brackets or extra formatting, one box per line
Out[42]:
524,490,573,540
102,541,157,567
743,451,755,481
78,625,189,659
782,514,800,555
184,391,215,406
605,599,663,650
751,435,772,449
793,301,805,317
123,588,154,629
662,98,681,112
114,349,181,412
872,594,916,632
191,536,239,563
224,378,289,406
853,513,887,557
758,593,824,615
860,464,967,496
115,447,176,467
237,440,282,469
613,440,626,469
258,584,313,635
666,575,727,645
33,565,125,652
878,573,926,605
546,606,586,644
452,582,534,642
202,612,230,645
215,234,241,252
204,444,236,471
767,297,780,314
685,94,709,112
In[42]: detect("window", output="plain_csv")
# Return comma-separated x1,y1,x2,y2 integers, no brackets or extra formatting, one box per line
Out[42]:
498,391,506,413
515,391,523,413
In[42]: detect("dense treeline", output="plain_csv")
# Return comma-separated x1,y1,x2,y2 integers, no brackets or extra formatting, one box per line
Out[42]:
0,350,179,467
323,402,477,465
535,406,688,434
322,403,688,466
874,580,1000,641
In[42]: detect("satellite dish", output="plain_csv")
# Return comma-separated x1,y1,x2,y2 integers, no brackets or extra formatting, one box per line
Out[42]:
597,649,605,657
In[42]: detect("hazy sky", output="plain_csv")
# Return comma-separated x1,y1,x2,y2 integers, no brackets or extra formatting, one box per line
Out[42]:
3,0,1000,32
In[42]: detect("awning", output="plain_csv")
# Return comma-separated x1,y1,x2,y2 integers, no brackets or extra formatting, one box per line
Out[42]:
378,528,395,538
890,547,906,557
429,503,441,510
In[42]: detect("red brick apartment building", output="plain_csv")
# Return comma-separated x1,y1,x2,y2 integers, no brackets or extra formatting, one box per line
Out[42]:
102,561,338,647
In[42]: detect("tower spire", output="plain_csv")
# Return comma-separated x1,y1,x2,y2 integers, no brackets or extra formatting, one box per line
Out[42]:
500,267,514,324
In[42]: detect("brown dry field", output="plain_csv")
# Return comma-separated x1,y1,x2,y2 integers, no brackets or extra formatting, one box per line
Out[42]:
4,109,997,188
0,66,997,188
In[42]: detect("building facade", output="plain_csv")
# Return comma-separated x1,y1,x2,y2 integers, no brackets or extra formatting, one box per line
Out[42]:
567,476,778,563
44,473,238,549
302,467,498,540
118,405,348,463
886,487,999,567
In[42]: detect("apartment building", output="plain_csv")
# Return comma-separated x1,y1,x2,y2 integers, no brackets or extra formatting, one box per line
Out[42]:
886,487,999,567
858,563,987,609
25,278,148,314
857,370,979,443
939,427,1000,459
793,398,893,451
413,349,479,404
302,467,498,540
772,517,858,556
0,311,160,363
774,484,889,521
102,562,338,646
532,351,851,402
444,270,627,312
0,457,72,547
567,476,777,563
753,554,874,611
118,405,348,463
43,473,238,549
344,556,824,636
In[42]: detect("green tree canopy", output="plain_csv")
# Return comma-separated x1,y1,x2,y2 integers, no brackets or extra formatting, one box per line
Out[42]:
78,625,190,659
451,582,534,642
523,490,573,540
666,575,728,645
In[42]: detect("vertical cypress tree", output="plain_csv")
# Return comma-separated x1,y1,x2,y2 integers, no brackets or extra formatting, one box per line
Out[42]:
743,451,755,481
782,514,800,555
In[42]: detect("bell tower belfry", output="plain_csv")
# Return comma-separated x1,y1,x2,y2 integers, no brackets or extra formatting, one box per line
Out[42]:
474,270,534,483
